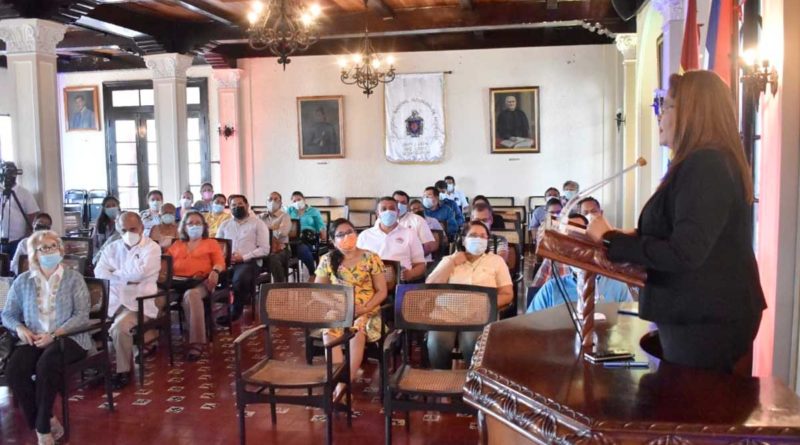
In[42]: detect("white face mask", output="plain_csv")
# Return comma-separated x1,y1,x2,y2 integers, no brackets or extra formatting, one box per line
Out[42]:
122,231,141,247
180,198,192,209
293,200,306,210
267,200,279,211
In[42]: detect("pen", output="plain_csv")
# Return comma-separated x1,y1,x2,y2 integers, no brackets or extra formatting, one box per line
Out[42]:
603,361,649,369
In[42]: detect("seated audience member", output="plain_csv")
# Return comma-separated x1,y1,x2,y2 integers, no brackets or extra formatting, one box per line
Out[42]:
94,212,161,389
259,191,291,283
11,213,52,275
92,196,121,256
425,221,513,369
562,180,580,205
410,199,443,232
444,175,469,214
177,190,194,221
316,219,387,399
205,193,231,238
166,211,225,360
540,197,563,226
578,196,603,219
193,182,215,213
423,186,458,240
529,187,561,234
393,190,437,259
2,231,90,445
149,203,179,249
471,204,509,262
435,180,465,226
140,190,164,236
286,191,327,281
357,196,426,282
528,211,582,304
471,195,506,230
215,195,270,325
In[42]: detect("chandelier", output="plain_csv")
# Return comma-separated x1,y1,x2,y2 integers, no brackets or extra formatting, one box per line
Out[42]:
246,0,322,70
338,0,395,97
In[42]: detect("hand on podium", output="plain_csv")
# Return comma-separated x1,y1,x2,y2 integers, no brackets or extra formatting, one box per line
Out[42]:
586,214,613,244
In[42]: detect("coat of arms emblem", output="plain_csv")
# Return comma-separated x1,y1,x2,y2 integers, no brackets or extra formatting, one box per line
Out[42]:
405,110,424,138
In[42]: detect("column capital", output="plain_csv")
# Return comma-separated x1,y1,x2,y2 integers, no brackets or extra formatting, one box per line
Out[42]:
144,53,194,80
0,19,66,56
615,34,638,61
652,0,684,22
213,68,243,89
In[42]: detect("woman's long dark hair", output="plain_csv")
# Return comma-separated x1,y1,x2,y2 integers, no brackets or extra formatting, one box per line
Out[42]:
329,218,354,276
95,196,120,233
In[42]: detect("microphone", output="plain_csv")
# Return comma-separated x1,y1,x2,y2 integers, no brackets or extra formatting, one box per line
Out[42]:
559,157,647,230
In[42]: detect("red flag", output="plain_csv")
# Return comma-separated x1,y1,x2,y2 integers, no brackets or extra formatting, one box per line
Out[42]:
681,0,700,71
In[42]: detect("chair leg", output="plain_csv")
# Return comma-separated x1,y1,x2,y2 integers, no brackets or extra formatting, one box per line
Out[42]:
404,408,410,432
385,406,392,445
104,360,115,412
237,398,246,445
166,323,174,367
137,332,145,386
346,377,353,428
323,384,333,445
269,387,277,425
62,379,70,442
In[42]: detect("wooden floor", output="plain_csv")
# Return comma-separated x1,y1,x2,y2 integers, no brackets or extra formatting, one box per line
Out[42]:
0,314,478,445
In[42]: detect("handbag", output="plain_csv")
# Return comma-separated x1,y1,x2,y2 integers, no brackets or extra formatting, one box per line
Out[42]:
0,327,16,375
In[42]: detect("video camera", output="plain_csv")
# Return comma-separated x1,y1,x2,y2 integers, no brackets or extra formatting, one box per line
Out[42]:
0,161,22,192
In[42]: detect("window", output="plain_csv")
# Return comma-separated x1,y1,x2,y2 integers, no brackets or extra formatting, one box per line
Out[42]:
186,78,211,198
0,115,13,162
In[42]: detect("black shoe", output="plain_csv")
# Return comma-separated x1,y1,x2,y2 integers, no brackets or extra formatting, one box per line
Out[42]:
110,373,130,390
217,310,242,326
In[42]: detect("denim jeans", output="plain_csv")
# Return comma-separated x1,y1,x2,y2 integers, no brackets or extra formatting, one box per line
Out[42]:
426,330,480,369
295,243,316,276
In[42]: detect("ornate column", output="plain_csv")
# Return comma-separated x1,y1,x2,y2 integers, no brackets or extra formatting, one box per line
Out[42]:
213,69,244,195
653,0,685,85
615,34,638,229
144,53,193,201
0,19,67,233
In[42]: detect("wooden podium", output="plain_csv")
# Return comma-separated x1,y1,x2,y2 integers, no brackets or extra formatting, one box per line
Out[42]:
463,307,800,444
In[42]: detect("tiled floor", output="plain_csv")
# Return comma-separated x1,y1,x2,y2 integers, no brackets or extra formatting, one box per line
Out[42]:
0,314,478,445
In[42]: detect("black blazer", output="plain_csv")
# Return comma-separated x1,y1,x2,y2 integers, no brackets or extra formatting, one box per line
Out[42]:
607,149,766,325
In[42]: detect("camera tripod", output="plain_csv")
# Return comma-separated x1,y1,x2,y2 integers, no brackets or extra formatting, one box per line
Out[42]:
0,183,33,252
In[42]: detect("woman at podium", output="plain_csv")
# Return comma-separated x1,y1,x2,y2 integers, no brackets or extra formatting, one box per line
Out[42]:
587,71,766,372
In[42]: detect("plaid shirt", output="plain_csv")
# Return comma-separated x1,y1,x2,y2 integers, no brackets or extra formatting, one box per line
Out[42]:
531,258,571,288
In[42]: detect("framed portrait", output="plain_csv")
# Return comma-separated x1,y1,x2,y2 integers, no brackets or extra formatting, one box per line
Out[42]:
64,85,101,131
490,86,540,154
297,96,345,159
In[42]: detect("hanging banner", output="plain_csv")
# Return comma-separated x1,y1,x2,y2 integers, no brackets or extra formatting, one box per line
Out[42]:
384,73,446,163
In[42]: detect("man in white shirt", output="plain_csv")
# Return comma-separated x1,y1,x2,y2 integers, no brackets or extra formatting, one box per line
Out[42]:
0,171,40,257
216,194,270,325
444,175,469,213
356,196,426,282
94,211,161,389
392,190,437,261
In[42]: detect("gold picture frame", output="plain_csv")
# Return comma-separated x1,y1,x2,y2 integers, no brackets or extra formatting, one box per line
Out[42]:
64,85,101,132
297,95,345,159
490,86,540,154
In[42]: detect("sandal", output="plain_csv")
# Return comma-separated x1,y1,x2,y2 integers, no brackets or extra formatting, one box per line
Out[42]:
134,344,158,364
186,344,203,362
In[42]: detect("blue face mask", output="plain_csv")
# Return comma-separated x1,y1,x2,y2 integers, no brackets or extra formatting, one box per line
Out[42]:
422,197,434,209
161,214,176,225
439,192,448,201
211,203,224,214
563,190,577,202
104,207,120,219
379,210,398,227
39,253,62,270
464,238,488,256
397,203,408,217
186,225,204,240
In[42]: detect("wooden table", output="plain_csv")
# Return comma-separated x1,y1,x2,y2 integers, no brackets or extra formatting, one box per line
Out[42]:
463,305,800,444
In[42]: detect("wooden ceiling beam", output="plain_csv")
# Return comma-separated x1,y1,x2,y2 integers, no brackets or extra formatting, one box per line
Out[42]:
459,0,473,11
367,0,394,20
170,0,237,26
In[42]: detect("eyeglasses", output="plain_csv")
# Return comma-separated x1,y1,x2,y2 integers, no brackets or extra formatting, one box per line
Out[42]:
36,243,59,254
334,230,355,239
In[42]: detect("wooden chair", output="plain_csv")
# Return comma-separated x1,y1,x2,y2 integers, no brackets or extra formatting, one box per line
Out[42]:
63,211,86,237
315,205,349,221
16,254,85,275
59,278,114,442
349,211,375,230
430,229,448,262
61,236,93,268
345,197,378,212
234,283,355,445
493,205,527,226
527,195,547,214
206,238,234,337
134,255,174,386
0,276,14,387
485,196,514,206
250,206,267,215
0,253,9,277
305,196,333,206
492,229,525,317
382,284,498,444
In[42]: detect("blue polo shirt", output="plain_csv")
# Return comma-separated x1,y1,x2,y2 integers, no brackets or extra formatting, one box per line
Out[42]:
425,204,458,239
526,273,633,313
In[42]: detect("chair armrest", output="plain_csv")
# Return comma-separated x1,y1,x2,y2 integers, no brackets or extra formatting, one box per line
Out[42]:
57,320,106,338
136,290,169,302
323,327,357,349
382,329,402,354
234,324,266,345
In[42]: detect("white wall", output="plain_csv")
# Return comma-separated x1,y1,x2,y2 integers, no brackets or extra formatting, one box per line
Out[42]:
0,67,14,115
239,44,623,220
56,65,219,198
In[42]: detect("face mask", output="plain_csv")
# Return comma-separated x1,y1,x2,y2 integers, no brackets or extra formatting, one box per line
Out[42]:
149,200,162,211
180,198,192,209
379,210,398,227
122,231,141,247
292,200,306,210
422,197,434,209
563,190,577,201
267,200,279,212
39,253,62,270
211,203,224,214
187,225,204,240
161,214,176,225
336,233,357,251
439,192,447,201
33,224,50,232
104,207,120,219
446,183,455,193
201,191,213,201
464,237,488,256
232,207,248,219
397,203,408,217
